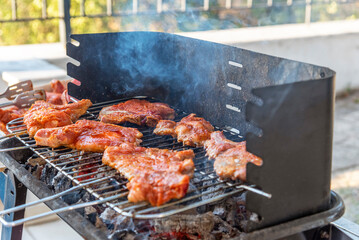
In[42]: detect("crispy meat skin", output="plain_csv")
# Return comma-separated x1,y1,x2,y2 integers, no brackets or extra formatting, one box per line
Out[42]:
24,99,92,137
102,143,195,206
204,131,262,181
35,120,143,152
154,114,214,146
99,99,175,127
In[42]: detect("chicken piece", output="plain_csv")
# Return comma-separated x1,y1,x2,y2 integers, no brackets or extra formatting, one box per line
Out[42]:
24,99,92,137
154,114,214,147
35,120,143,152
0,106,27,134
99,99,175,127
46,80,67,105
204,131,262,181
102,143,195,206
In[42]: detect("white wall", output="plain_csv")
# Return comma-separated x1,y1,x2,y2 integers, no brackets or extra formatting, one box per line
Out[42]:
179,20,359,93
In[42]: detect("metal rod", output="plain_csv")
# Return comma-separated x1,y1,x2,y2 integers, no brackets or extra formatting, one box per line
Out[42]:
305,0,312,24
132,0,138,14
181,0,186,11
0,131,27,141
157,0,162,13
59,0,72,45
0,192,127,227
42,0,47,18
0,145,37,152
106,0,112,16
11,0,17,20
0,177,112,216
225,0,231,9
80,0,86,16
203,0,209,10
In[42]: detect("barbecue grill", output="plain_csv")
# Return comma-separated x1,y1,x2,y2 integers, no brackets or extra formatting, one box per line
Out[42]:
0,31,354,239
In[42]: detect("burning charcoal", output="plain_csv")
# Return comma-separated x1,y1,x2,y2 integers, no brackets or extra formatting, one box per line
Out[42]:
52,171,72,193
61,190,83,204
40,164,58,189
151,212,215,239
212,214,241,239
27,156,46,166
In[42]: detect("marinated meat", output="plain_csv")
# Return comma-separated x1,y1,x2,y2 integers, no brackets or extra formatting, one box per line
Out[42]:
99,99,175,127
204,131,262,181
102,143,195,206
0,107,27,134
154,114,214,147
35,120,143,152
24,99,92,137
46,80,67,105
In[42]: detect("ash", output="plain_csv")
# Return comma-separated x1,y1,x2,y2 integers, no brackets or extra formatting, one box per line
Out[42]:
24,154,251,240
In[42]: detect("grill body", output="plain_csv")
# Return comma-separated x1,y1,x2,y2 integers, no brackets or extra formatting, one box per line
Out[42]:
66,32,336,230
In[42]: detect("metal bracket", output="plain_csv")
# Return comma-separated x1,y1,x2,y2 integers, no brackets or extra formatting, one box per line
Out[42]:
0,170,27,240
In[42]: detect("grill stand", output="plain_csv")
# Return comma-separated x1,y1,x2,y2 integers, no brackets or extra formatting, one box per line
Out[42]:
0,171,27,240
0,138,108,240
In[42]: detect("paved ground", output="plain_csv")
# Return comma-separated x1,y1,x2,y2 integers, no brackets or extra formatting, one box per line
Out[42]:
332,90,359,223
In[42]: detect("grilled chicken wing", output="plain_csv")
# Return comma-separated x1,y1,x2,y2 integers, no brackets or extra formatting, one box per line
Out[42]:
102,143,195,206
35,120,143,152
99,99,175,127
154,114,214,147
204,131,262,181
24,99,92,137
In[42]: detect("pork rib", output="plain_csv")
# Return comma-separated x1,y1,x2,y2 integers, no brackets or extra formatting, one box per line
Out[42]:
99,99,175,127
35,120,143,152
154,114,214,147
204,131,262,181
24,99,92,137
102,143,195,206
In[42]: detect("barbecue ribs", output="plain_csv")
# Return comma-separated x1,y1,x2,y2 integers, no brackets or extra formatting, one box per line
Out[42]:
24,99,92,137
102,143,195,206
204,131,262,181
154,114,214,147
99,99,175,127
35,120,143,152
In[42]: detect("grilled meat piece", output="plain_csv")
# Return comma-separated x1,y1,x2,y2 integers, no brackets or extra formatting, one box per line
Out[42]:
24,99,92,137
46,80,67,105
99,99,175,127
154,114,214,147
102,143,195,206
204,131,262,181
0,106,26,134
35,120,143,152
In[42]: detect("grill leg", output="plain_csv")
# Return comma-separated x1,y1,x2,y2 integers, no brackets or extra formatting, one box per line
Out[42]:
0,170,27,240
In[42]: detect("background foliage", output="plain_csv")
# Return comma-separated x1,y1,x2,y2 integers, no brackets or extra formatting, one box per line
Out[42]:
0,0,358,45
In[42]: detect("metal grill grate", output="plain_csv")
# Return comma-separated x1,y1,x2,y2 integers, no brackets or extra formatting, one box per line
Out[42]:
6,96,270,219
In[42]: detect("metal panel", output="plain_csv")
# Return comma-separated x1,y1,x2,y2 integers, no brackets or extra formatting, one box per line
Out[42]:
66,32,336,231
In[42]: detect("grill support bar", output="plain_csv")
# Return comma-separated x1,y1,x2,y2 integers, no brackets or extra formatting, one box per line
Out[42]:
0,138,108,240
0,170,27,240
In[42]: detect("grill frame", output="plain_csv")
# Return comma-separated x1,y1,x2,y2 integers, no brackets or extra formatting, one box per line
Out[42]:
0,138,345,240
5,96,270,220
